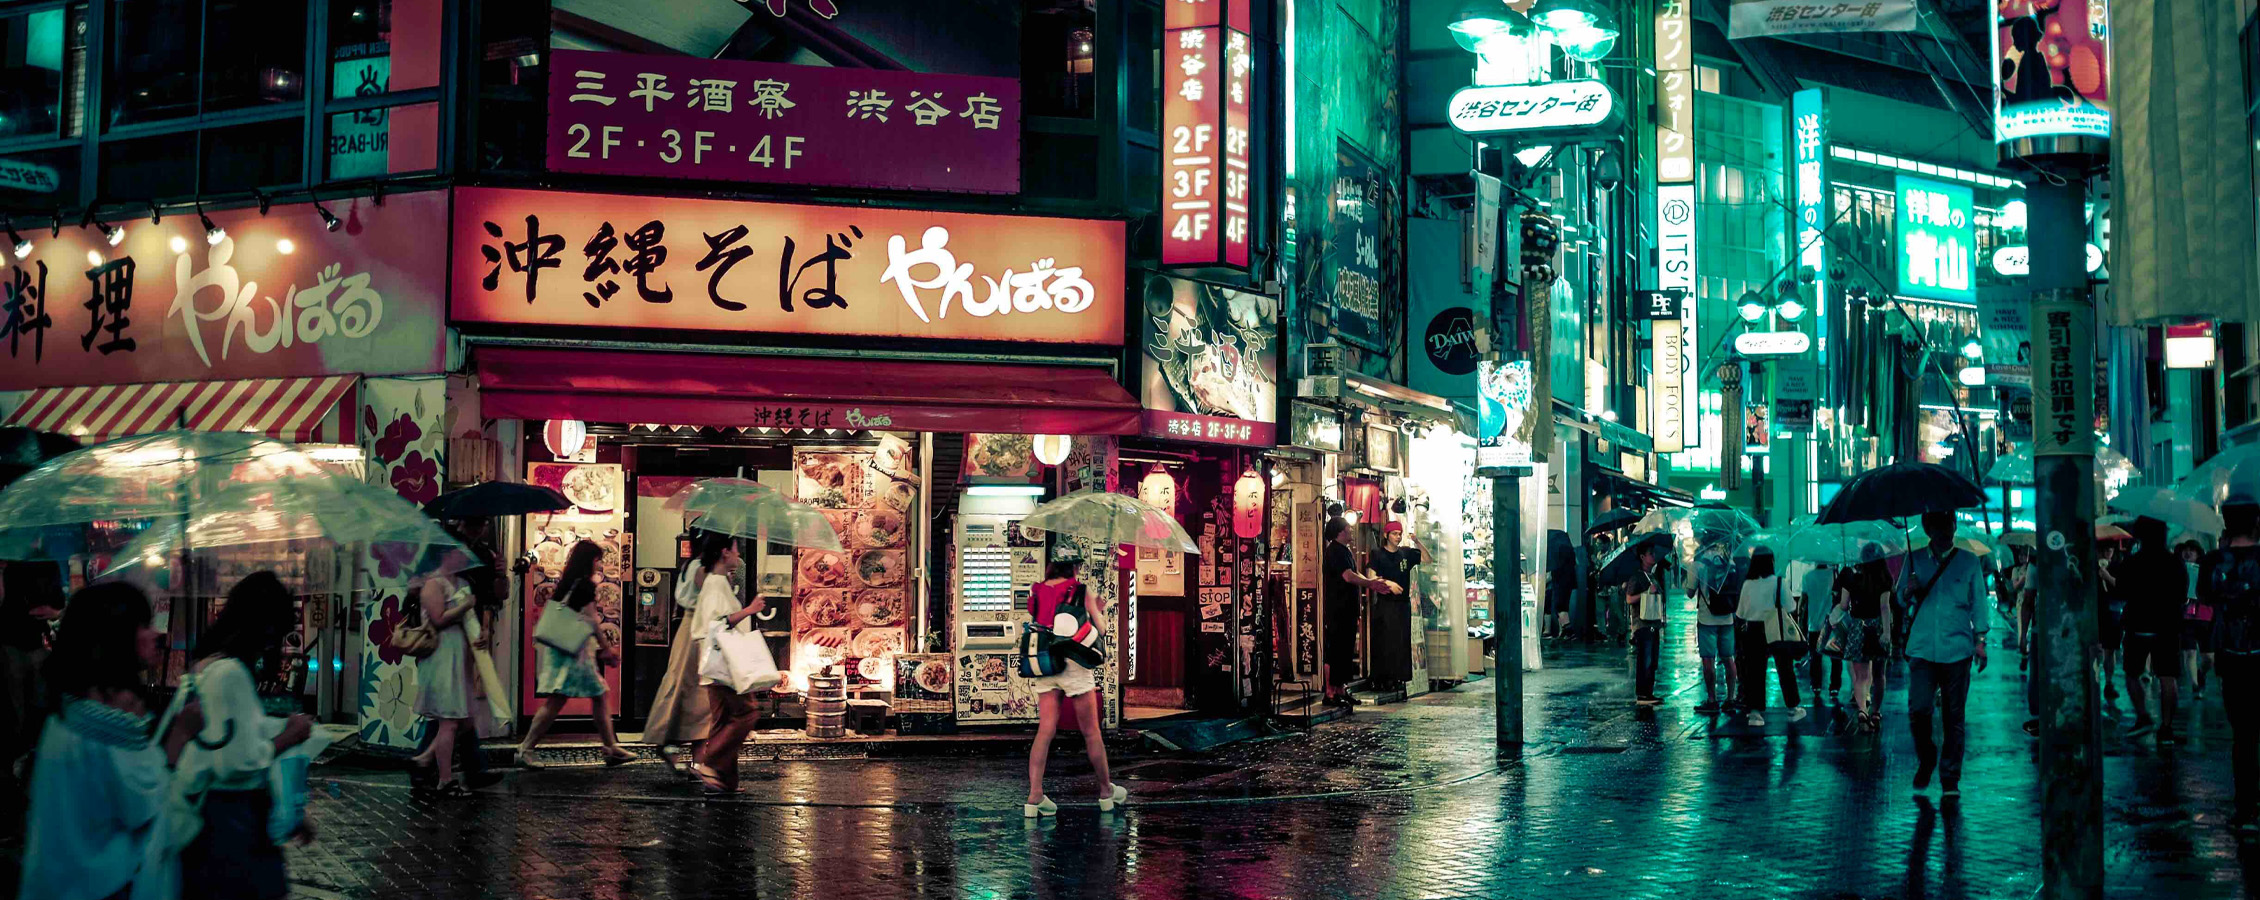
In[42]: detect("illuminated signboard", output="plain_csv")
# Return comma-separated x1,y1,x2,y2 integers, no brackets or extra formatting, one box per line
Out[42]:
1654,0,1694,184
1993,0,2110,149
1446,80,1620,137
1162,0,1253,269
1657,182,1698,447
1476,358,1534,475
1895,174,1976,303
1791,88,1826,363
1733,331,1813,356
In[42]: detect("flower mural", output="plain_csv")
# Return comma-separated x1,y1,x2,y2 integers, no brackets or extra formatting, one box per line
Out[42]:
364,664,423,746
373,413,422,463
388,451,441,504
356,377,449,751
366,595,410,666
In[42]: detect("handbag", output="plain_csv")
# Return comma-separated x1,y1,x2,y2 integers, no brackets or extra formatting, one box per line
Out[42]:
389,614,439,659
1771,579,1810,655
1819,603,1852,658
700,620,781,695
532,598,596,655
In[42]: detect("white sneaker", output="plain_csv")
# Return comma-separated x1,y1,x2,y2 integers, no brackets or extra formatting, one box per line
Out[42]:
1747,711,1767,727
1023,796,1057,818
1098,783,1130,812
1789,706,1809,723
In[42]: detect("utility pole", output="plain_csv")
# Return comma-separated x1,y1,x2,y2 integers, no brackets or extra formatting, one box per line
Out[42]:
2029,169,2102,899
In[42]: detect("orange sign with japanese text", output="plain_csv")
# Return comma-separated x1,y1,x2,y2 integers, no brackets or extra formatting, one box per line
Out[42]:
449,187,1126,346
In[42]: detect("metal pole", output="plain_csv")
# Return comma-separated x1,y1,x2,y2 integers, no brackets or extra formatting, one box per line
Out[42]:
1493,473,1523,757
2028,174,2101,900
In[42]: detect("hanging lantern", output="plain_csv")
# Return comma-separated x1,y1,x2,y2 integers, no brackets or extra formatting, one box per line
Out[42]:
1033,434,1074,466
1232,468,1266,539
543,419,587,460
1138,464,1177,512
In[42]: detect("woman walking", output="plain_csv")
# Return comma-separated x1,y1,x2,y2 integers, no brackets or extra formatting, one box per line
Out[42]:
409,562,479,797
688,536,764,795
1734,548,1804,727
2182,540,2215,699
1024,560,1127,817
517,540,634,767
1836,545,1896,733
18,583,202,900
173,572,316,900
643,532,724,771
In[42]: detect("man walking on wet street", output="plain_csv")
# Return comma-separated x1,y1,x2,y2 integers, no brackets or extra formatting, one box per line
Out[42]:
1898,510,1989,797
2204,497,2260,831
2118,516,2187,744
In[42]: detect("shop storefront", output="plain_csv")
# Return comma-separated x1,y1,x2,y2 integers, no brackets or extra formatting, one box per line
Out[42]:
445,186,1137,737
0,190,451,734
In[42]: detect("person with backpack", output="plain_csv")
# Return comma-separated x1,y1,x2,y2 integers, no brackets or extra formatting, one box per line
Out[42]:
1023,560,1127,817
1691,542,1741,713
2204,498,2260,831
1897,511,1990,797
2118,517,2187,743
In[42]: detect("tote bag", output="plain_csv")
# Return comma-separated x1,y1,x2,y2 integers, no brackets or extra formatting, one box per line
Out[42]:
700,620,781,694
532,599,596,654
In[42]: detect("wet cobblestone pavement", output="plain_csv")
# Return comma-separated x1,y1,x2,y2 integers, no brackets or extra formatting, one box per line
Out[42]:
18,607,2260,899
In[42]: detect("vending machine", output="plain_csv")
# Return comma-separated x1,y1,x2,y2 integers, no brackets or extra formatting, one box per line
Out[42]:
951,489,1047,725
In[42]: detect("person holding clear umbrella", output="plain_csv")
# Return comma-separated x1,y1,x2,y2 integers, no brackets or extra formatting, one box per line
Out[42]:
687,535,763,795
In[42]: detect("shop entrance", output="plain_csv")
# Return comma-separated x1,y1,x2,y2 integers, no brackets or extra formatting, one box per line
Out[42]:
1118,441,1261,720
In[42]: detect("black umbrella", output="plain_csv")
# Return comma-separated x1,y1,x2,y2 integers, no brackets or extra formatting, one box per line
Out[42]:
1813,462,1987,525
1595,532,1672,588
1583,509,1639,537
424,481,572,519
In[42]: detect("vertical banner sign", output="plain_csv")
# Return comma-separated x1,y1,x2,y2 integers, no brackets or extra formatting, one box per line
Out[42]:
1992,0,2111,151
1517,213,1560,463
1977,285,2033,386
1642,290,1688,453
1332,142,1387,350
1473,172,1502,325
1719,363,1745,489
1655,0,1694,184
1774,358,1816,433
1477,359,1535,475
1895,175,1976,304
1657,183,1698,446
2032,290,2095,456
1163,0,1252,269
1791,88,1827,365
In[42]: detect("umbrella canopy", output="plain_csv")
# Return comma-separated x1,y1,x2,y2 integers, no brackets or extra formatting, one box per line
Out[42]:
1583,509,1640,537
663,478,843,550
1778,521,1911,567
426,481,573,519
103,479,474,582
1814,462,1987,525
1595,532,1673,588
2109,485,2225,538
2097,523,2134,542
2176,443,2260,508
0,431,357,559
1987,445,2139,490
1636,506,1760,564
1996,531,2036,550
1019,489,1199,553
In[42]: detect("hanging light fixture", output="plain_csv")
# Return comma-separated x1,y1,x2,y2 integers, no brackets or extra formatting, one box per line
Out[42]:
1138,464,1177,512
1233,468,1267,539
1032,434,1073,467
543,419,588,460
1530,0,1619,61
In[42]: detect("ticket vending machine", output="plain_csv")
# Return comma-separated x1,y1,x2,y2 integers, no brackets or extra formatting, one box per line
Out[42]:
951,487,1047,725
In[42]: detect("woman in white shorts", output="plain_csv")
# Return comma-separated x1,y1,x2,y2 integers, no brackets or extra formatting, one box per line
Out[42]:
1024,560,1129,817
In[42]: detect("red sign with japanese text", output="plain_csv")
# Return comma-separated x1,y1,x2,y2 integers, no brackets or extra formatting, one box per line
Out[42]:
0,191,448,390
449,187,1125,345
1162,0,1253,269
547,50,1020,195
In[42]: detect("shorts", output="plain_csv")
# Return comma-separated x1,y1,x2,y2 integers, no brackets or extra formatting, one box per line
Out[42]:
1696,623,1736,659
2187,619,2216,653
2123,631,2184,679
1028,660,1097,698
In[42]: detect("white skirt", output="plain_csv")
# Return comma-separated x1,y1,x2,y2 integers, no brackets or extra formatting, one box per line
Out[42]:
1027,660,1096,698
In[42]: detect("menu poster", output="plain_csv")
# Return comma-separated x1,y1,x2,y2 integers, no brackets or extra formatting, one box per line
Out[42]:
894,654,955,715
956,651,1035,723
521,462,630,714
790,446,915,692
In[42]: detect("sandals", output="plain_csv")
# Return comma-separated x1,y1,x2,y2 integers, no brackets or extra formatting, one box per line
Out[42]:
1098,784,1129,812
693,763,742,795
602,747,636,767
433,780,474,798
1022,795,1058,818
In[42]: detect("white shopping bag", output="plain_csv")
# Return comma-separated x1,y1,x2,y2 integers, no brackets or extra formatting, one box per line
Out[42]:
701,621,781,694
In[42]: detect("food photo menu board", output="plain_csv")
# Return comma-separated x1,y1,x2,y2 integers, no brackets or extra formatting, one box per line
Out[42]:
521,462,630,714
790,437,916,693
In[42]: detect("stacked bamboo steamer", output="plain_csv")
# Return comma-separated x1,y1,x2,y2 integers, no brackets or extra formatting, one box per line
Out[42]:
806,670,847,738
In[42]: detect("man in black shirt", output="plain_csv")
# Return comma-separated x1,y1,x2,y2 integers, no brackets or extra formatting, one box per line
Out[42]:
1323,516,1391,707
2119,516,2187,742
1366,521,1425,692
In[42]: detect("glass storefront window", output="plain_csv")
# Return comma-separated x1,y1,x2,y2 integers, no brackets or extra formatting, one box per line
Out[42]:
200,118,303,192
328,0,442,97
1024,0,1096,119
325,100,434,180
202,0,306,114
106,0,198,125
0,6,82,141
107,0,306,127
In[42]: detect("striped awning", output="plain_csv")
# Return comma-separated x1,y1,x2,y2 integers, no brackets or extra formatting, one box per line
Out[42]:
4,376,359,444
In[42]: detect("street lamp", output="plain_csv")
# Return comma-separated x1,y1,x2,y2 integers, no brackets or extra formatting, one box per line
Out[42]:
1961,339,1983,360
1777,298,1807,322
1737,290,1769,323
1447,0,1521,52
1529,0,1620,61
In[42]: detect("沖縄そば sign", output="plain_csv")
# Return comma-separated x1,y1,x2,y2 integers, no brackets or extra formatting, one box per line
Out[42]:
0,191,449,390
549,50,1021,195
449,187,1126,346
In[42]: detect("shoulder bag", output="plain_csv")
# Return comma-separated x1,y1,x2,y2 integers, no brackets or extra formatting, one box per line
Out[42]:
1893,548,1961,651
389,603,439,659
532,585,597,655
1771,578,1810,655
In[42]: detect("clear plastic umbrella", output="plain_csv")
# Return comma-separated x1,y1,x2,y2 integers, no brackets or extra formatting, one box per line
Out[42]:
0,431,366,559
101,479,474,583
1777,521,1911,567
1987,445,2139,501
1019,489,1199,553
2176,443,2260,508
662,477,843,550
1636,506,1760,564
2110,485,2226,538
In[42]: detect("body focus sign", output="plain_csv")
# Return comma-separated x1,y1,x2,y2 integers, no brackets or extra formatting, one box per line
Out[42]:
548,51,1021,195
449,187,1125,345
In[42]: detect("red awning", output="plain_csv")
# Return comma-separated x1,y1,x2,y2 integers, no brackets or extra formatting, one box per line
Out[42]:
474,347,1141,436
5,376,359,444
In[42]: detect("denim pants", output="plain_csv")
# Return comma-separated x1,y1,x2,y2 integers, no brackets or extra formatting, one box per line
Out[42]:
1633,622,1662,697
1907,658,1974,783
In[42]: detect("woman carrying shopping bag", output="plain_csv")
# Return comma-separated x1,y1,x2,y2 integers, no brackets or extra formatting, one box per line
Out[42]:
516,540,634,767
688,538,767,795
